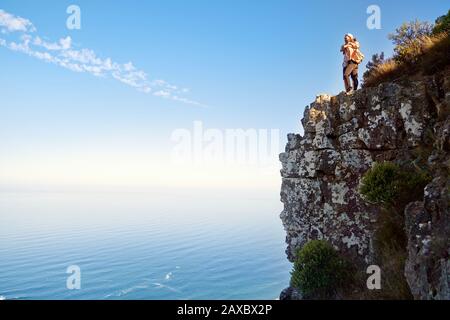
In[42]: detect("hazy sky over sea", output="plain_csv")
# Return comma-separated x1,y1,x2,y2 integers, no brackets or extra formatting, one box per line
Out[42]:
1,0,448,192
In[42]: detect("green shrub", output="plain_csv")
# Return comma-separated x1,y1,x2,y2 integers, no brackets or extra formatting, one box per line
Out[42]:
393,37,428,64
359,162,400,204
290,240,350,299
388,19,433,63
359,162,430,207
433,10,450,35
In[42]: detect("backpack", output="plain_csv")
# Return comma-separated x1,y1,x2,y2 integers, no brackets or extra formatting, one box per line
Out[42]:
351,48,365,64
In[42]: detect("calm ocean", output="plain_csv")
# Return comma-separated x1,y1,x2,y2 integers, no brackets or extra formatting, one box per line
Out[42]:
0,189,291,300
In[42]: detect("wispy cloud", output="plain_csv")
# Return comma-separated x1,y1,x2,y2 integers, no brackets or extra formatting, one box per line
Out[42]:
0,9,36,33
0,9,206,107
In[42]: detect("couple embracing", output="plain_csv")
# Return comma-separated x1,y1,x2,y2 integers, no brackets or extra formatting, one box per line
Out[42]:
341,33,365,93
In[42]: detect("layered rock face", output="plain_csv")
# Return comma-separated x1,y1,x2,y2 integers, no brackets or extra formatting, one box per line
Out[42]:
279,70,449,299
405,176,449,300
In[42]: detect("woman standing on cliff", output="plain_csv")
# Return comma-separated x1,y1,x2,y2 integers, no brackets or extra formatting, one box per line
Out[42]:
341,33,364,93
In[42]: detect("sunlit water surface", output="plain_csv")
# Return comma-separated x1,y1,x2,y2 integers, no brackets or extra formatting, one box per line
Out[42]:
0,190,291,300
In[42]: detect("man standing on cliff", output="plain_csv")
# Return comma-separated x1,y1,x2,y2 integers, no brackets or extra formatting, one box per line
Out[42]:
341,33,364,93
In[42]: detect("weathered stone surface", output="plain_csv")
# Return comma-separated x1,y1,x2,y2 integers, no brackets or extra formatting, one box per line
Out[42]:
280,70,450,299
402,79,450,300
279,286,303,300
404,177,450,300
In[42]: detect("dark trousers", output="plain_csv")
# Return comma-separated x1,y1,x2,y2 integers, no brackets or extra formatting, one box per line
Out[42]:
343,61,359,92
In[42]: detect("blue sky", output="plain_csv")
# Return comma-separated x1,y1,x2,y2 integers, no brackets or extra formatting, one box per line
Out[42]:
0,0,448,191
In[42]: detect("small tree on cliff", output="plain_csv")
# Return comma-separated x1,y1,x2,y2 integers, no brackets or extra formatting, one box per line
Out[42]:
366,52,385,71
388,19,434,63
433,10,450,35
363,52,385,84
